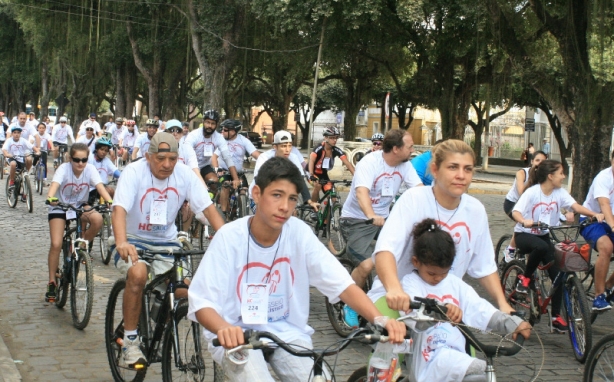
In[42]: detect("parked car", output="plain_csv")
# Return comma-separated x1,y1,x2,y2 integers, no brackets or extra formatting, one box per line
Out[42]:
239,131,263,148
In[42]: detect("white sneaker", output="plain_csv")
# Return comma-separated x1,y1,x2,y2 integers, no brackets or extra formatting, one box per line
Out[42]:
504,247,516,263
122,336,146,368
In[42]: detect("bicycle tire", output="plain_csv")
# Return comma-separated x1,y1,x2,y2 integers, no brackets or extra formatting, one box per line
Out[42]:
105,279,147,382
5,177,16,208
501,260,538,325
161,301,211,382
0,155,4,180
565,275,592,363
238,194,248,219
100,212,112,264
326,203,346,256
36,164,44,194
198,205,223,250
70,249,94,329
55,232,72,309
326,258,358,337
495,234,513,276
24,175,33,213
583,332,614,381
347,366,368,382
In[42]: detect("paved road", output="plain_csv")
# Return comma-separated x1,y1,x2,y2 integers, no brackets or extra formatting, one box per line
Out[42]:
0,170,613,381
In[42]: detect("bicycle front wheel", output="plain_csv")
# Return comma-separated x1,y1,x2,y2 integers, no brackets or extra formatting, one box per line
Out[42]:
5,178,16,208
495,234,512,276
347,366,368,382
161,301,215,382
501,260,538,325
0,155,4,180
36,164,44,194
326,203,346,256
326,258,358,337
237,194,249,218
565,274,593,363
24,175,33,213
584,332,614,381
105,279,147,382
55,233,72,309
70,249,94,329
100,213,112,264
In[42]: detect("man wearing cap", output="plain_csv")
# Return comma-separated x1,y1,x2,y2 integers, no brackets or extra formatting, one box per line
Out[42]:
78,112,102,137
249,130,317,210
9,112,40,149
111,132,224,369
542,138,551,158
132,119,159,160
51,116,75,165
2,126,40,188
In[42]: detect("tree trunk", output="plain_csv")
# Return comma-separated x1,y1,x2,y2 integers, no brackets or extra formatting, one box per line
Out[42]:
115,64,126,118
124,61,137,119
40,61,50,117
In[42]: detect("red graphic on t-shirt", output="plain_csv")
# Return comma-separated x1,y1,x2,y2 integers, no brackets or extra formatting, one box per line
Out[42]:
139,187,180,212
236,257,295,301
372,171,403,189
425,293,460,306
531,201,558,217
96,167,108,177
436,220,471,245
61,182,90,199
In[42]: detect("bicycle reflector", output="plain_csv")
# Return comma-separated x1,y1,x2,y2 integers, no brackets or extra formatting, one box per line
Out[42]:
323,182,333,192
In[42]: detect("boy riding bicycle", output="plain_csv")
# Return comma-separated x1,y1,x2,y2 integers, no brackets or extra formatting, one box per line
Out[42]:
188,157,406,382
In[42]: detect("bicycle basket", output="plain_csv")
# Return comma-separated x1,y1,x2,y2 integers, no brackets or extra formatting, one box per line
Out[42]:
554,241,590,272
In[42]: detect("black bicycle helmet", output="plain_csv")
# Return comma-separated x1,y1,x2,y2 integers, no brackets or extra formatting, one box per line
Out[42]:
203,110,220,123
323,126,340,137
219,119,242,132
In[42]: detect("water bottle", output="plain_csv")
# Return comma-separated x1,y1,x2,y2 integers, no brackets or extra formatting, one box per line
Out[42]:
368,342,398,382
149,292,164,322
250,199,256,213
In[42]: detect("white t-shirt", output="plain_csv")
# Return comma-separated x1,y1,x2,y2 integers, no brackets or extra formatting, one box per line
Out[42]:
51,124,75,144
120,129,138,148
505,167,530,203
582,167,614,217
78,120,101,136
249,150,305,198
368,186,496,302
401,272,497,381
45,123,53,136
88,156,118,186
187,216,354,364
133,133,152,158
107,124,126,145
49,163,102,213
513,184,576,234
292,146,305,164
36,132,52,152
178,143,199,170
342,151,422,219
214,134,257,173
9,124,37,141
2,138,34,163
76,135,97,154
104,121,116,131
112,159,212,241
184,129,230,169
0,126,5,141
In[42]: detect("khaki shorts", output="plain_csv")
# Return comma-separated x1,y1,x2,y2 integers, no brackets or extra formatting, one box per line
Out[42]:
110,235,183,278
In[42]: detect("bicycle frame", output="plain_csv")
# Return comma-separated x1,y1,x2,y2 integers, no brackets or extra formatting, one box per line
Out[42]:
314,182,338,229
533,266,568,316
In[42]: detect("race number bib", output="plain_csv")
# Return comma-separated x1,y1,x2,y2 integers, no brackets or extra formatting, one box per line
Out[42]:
322,158,331,170
203,144,213,157
150,197,168,225
382,177,394,197
66,210,77,220
241,283,268,324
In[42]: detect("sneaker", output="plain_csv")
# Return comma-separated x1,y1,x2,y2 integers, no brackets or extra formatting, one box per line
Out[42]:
551,315,568,333
343,305,359,328
8,180,14,187
593,293,612,311
122,336,147,369
504,247,516,263
21,194,26,202
515,275,531,294
45,282,57,302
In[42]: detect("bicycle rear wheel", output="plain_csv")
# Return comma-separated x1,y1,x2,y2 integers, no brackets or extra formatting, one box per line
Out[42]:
36,164,44,194
584,332,614,381
565,275,592,363
56,230,74,308
198,206,223,250
326,203,346,256
24,175,33,213
495,234,513,276
0,155,4,179
326,258,359,337
5,177,16,208
501,260,538,325
105,279,147,382
237,194,249,218
100,212,112,264
70,249,94,329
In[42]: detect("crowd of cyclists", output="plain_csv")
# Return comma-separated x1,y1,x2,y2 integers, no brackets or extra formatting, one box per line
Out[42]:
4,107,614,381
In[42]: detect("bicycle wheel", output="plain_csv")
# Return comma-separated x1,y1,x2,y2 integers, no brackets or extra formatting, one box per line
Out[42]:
5,178,16,208
162,301,211,382
105,279,147,382
237,194,249,218
501,260,538,325
495,234,512,275
100,212,112,264
24,175,33,213
347,366,368,382
0,155,4,180
326,258,358,337
198,206,224,250
55,233,72,309
36,164,44,194
584,332,614,381
70,248,94,329
565,274,593,363
326,203,346,256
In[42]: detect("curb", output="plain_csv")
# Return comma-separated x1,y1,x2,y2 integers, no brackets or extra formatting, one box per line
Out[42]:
0,333,21,381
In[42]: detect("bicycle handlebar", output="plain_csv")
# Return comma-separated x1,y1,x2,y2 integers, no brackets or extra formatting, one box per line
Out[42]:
45,200,110,213
135,248,205,258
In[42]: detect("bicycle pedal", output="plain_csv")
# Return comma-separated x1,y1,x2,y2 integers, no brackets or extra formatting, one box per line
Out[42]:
45,296,56,303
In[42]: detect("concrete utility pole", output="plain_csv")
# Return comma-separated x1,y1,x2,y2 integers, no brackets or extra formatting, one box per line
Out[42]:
307,20,326,153
482,85,491,170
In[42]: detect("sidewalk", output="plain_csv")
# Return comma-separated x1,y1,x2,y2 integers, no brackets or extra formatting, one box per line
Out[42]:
0,336,21,381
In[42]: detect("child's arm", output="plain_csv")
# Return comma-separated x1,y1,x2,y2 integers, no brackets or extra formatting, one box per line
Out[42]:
194,308,244,349
444,303,462,323
487,311,532,340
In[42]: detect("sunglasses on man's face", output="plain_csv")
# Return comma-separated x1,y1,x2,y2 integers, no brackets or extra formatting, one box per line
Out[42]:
373,141,382,146
71,157,88,163
86,128,94,131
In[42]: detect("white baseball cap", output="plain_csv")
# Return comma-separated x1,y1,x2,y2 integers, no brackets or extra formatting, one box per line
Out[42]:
273,130,292,144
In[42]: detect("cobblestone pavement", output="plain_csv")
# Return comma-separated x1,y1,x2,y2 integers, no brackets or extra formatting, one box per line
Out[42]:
0,168,613,381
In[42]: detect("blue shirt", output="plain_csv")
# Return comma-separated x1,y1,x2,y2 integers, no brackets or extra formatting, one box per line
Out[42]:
411,151,433,185
542,142,550,155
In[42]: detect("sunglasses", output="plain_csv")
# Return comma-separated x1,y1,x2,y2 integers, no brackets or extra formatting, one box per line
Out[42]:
116,123,123,125
373,141,382,146
86,128,94,131
168,128,182,133
71,157,88,163
60,121,66,124
222,129,232,132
